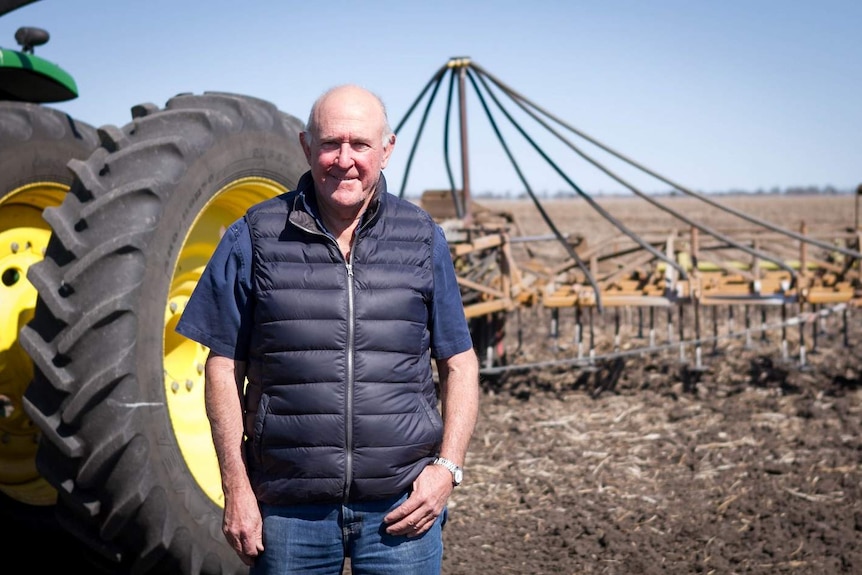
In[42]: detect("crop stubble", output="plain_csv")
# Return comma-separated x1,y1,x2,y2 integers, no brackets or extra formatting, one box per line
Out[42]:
442,194,861,575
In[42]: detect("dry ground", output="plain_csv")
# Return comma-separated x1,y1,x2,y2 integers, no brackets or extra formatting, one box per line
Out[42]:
14,194,859,574
441,194,862,574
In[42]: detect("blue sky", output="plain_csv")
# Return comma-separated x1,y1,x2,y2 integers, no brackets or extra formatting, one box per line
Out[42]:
3,0,859,196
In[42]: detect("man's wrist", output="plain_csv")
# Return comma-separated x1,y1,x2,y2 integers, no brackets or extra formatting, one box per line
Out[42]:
433,457,463,486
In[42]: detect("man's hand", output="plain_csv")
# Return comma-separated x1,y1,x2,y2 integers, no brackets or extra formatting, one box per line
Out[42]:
383,463,454,536
204,353,262,565
383,348,478,536
222,484,264,566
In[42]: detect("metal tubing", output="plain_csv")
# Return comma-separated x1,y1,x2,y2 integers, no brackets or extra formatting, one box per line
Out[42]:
649,307,656,348
744,305,752,349
480,302,849,376
678,305,686,362
812,304,819,352
575,305,583,359
667,307,674,344
637,307,644,339
550,308,559,352
457,63,471,224
516,307,523,350
712,306,719,355
844,308,850,347
799,303,807,367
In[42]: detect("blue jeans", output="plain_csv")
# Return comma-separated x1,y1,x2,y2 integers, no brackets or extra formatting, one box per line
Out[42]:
251,492,447,575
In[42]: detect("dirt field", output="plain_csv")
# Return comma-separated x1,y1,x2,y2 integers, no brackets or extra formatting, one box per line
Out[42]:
441,194,862,574
14,194,859,574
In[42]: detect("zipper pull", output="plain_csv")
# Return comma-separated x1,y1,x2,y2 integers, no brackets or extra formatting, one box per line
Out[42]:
346,263,353,277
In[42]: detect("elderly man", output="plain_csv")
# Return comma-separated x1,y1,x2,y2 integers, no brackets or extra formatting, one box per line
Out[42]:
176,84,479,574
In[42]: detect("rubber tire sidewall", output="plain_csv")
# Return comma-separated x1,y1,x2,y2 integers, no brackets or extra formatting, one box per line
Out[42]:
0,102,99,197
22,93,307,574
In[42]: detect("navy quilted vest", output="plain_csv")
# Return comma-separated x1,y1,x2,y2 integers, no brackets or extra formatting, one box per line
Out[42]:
244,173,441,504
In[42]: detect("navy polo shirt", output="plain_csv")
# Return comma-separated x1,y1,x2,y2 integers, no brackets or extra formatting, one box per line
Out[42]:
176,215,474,362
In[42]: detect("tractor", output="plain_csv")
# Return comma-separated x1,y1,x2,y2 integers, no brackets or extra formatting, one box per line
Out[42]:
1,0,308,572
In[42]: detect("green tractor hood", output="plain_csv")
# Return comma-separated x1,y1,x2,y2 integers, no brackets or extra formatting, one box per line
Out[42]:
0,0,78,102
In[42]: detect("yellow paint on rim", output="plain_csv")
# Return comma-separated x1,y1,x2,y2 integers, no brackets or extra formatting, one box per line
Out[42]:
0,181,66,506
164,177,287,506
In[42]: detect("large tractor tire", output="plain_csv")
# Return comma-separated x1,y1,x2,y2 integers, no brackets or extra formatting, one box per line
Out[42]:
0,101,98,509
20,92,307,574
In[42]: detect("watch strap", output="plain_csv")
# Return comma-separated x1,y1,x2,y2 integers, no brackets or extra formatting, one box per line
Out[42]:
433,456,462,485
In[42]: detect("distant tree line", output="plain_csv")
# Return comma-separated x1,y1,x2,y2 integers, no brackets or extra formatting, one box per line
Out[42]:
470,184,853,200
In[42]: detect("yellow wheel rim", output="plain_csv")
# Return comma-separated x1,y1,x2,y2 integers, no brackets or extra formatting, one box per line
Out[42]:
0,182,65,506
164,177,287,506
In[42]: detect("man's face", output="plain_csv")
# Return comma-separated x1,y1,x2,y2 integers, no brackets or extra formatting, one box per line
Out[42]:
301,88,395,214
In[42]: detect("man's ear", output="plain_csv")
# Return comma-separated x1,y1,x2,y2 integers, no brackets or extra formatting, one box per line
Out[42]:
380,134,396,169
299,131,312,164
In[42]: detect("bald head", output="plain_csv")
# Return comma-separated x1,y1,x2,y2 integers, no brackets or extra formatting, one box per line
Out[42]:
305,84,394,149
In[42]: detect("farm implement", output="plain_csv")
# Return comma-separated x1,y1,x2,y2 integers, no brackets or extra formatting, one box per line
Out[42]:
397,58,861,375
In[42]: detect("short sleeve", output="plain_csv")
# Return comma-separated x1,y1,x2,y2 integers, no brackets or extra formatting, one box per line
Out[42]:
429,224,474,359
175,218,254,360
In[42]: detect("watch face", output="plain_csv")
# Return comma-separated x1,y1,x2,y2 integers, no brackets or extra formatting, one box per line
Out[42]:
454,468,463,485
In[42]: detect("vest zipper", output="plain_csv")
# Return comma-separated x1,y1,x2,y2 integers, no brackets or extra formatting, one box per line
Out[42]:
343,259,356,502
291,201,367,501
342,214,373,501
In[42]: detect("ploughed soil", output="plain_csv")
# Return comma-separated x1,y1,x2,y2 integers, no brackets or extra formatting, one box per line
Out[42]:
440,195,862,574
11,195,859,574
442,305,861,575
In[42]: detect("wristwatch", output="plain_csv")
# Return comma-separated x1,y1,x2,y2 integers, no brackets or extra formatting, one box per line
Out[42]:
433,457,463,486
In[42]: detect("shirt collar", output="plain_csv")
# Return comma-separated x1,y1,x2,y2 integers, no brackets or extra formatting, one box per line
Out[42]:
295,171,387,230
